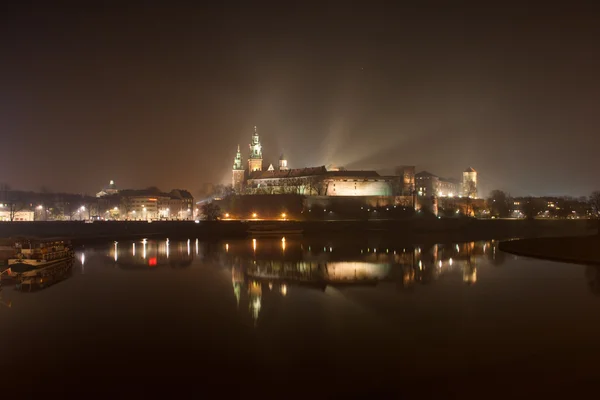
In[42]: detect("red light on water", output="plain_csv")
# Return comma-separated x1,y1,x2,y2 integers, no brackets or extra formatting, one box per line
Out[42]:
148,257,157,266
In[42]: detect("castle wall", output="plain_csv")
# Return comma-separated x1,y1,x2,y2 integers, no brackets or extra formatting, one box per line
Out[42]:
325,180,392,196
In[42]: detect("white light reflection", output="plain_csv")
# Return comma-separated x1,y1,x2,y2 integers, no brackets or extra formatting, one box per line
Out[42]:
438,260,442,268
449,258,454,266
114,241,118,262
195,238,199,255
166,239,170,259
418,260,422,270
280,284,287,296
132,243,136,256
143,240,147,259
187,239,191,256
225,243,229,252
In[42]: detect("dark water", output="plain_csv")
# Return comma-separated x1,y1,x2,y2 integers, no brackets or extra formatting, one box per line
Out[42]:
2,237,600,396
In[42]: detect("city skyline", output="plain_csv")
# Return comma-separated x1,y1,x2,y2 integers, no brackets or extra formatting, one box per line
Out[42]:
2,4,599,197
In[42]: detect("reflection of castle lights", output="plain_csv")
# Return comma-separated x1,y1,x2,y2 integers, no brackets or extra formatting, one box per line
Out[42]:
187,239,190,256
114,242,118,262
225,243,229,252
195,239,199,255
449,257,453,266
438,260,442,268
132,243,136,256
166,239,170,258
81,253,85,266
418,260,422,270
143,241,147,259
281,237,286,251
456,244,460,252
252,239,257,252
268,282,273,290
280,284,287,296
251,297,261,322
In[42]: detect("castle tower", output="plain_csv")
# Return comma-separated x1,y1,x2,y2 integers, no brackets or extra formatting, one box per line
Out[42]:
462,167,477,198
232,145,245,193
248,126,263,172
279,154,289,171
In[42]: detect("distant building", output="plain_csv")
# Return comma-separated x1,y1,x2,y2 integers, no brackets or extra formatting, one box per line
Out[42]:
96,180,119,198
462,167,478,198
415,171,439,197
0,210,34,221
438,177,460,197
98,188,194,220
416,169,477,199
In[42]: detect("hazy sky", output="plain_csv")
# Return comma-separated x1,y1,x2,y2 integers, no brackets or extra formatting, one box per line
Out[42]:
1,3,599,197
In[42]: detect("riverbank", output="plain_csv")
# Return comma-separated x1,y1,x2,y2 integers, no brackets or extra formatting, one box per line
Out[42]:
0,218,594,245
499,234,600,265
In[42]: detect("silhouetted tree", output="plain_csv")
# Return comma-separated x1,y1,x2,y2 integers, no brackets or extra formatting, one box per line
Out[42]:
212,184,235,199
201,202,222,221
488,190,510,218
521,197,536,220
590,191,600,216
304,176,326,195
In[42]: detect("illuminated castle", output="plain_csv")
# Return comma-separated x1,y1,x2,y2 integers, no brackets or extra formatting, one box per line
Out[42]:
231,126,398,196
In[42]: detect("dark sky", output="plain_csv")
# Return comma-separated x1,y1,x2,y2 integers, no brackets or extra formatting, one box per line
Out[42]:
1,3,599,197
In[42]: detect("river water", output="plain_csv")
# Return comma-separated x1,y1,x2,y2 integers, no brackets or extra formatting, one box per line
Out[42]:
1,237,600,396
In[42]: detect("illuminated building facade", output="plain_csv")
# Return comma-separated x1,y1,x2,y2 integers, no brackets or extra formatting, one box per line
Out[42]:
415,171,439,197
416,170,474,198
462,167,478,198
98,189,194,220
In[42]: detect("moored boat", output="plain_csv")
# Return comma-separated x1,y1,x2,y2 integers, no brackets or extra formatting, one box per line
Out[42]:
4,238,75,290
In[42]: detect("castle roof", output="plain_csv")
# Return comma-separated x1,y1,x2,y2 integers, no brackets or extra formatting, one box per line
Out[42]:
415,171,438,178
464,167,476,173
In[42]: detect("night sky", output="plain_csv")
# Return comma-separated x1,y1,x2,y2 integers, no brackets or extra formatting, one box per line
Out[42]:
1,4,599,197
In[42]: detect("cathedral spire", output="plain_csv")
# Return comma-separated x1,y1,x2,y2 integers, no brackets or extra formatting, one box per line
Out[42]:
248,126,263,171
233,144,243,170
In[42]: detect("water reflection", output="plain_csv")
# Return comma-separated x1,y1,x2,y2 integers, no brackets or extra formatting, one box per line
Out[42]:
108,238,195,269
222,239,503,325
585,266,600,296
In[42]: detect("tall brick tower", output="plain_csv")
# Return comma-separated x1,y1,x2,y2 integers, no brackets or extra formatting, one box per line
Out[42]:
248,126,263,172
232,145,245,193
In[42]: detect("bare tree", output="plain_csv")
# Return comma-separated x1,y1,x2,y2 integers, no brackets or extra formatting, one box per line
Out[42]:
304,176,326,196
590,191,600,216
201,202,222,221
